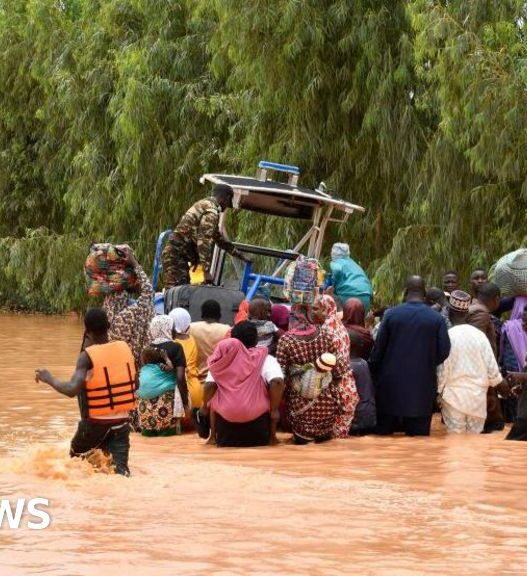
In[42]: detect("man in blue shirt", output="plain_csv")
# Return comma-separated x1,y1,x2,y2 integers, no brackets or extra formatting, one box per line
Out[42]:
369,276,451,436
328,243,373,312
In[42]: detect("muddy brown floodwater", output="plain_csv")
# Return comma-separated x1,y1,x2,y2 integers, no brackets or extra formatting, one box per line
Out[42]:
0,313,526,575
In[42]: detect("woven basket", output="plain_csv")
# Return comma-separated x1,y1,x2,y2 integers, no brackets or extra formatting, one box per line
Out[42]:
491,248,527,297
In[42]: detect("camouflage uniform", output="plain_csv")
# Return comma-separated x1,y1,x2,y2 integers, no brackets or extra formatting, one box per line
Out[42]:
162,197,241,288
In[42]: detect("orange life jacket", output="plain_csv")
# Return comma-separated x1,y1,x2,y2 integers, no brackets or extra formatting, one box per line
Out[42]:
84,341,136,418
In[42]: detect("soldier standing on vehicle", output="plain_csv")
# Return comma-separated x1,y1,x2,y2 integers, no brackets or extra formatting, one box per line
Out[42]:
162,184,249,288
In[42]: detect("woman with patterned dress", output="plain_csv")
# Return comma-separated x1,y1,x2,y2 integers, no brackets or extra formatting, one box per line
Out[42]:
103,249,155,431
103,251,154,368
137,316,188,436
312,295,358,438
276,301,357,444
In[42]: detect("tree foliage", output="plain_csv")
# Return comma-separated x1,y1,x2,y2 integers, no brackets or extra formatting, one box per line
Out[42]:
0,0,527,310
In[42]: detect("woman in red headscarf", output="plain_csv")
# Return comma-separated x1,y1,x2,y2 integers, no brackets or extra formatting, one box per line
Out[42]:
311,295,358,438
271,304,290,336
277,297,358,442
342,298,374,360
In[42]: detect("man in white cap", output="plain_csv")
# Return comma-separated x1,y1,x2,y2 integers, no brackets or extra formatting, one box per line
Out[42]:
328,243,373,312
438,290,508,434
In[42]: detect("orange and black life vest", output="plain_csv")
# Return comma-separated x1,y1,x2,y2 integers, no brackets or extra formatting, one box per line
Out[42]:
84,341,136,418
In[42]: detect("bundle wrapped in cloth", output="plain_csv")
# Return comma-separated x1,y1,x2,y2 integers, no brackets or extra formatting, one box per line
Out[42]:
85,243,137,296
283,256,321,305
289,353,336,400
491,248,527,297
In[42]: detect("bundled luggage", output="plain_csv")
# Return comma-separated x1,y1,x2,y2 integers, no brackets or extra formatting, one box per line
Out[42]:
289,364,332,400
491,249,527,297
283,256,321,304
85,244,137,296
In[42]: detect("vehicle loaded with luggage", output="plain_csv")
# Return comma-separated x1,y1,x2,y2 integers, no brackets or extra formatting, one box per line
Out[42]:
152,161,365,319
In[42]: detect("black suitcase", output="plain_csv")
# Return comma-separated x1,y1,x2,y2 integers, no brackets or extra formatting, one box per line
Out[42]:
164,285,245,325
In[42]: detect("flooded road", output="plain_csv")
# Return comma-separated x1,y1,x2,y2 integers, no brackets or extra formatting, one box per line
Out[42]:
1,313,526,575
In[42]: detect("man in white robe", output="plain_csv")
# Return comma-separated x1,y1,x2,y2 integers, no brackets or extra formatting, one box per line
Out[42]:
438,290,506,434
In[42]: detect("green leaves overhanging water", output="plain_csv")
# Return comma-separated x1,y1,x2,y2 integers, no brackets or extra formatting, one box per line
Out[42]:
1,0,527,311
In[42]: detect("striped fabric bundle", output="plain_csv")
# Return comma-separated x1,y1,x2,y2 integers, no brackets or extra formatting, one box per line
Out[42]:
491,248,527,297
85,244,137,296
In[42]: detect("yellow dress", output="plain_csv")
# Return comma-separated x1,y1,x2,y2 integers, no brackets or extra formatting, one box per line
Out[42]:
175,335,203,407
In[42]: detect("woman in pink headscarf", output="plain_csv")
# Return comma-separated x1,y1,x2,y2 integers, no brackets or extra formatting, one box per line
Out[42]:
202,321,285,447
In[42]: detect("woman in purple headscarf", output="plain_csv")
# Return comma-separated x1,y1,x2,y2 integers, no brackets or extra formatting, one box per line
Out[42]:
500,297,527,421
501,297,527,372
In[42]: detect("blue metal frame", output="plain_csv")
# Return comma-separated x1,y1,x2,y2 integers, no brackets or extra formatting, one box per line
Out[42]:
153,226,293,303
246,274,285,301
241,261,286,300
152,229,172,291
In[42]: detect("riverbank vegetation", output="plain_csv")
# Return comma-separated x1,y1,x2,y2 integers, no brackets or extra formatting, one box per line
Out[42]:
1,0,527,311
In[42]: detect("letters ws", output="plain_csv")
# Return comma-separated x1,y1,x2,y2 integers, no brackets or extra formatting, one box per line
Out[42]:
0,498,50,530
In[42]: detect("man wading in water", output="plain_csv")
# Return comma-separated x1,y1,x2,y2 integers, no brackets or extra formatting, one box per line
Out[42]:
369,276,451,436
35,308,136,476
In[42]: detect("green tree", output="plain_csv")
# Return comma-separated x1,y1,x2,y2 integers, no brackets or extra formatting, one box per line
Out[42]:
206,0,423,270
376,0,527,298
2,0,527,311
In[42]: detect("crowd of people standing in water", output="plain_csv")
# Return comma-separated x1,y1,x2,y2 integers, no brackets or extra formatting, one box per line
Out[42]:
35,242,527,476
